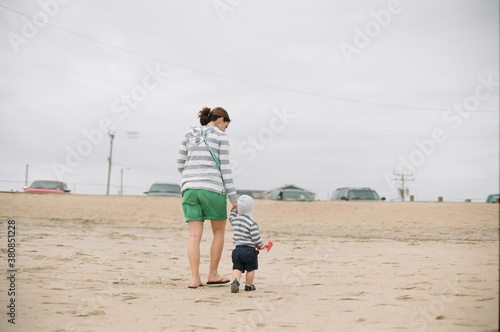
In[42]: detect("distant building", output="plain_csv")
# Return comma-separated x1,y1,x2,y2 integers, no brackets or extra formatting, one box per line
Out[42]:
263,184,316,201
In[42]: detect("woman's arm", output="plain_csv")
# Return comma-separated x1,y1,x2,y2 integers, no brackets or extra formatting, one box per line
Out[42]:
218,135,237,203
176,137,187,174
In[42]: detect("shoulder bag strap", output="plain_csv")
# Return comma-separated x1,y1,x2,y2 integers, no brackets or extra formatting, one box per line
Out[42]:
201,126,221,171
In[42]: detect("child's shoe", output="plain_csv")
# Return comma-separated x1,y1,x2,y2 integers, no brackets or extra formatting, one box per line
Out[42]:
244,284,256,291
231,280,240,293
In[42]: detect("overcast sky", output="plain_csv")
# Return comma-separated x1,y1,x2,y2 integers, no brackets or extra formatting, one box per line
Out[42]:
1,0,498,201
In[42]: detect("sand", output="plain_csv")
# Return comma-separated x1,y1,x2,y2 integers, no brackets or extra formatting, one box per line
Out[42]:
0,193,498,332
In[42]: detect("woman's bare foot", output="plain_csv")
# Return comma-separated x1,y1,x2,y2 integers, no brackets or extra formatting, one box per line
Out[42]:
188,278,205,289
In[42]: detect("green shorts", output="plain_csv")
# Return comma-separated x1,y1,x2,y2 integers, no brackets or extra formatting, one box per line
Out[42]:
182,189,227,222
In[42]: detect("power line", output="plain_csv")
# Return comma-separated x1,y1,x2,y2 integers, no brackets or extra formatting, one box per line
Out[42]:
417,178,499,185
1,127,498,140
1,4,498,114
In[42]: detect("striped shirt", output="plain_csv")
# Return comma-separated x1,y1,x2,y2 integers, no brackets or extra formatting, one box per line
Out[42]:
177,126,237,202
229,210,265,248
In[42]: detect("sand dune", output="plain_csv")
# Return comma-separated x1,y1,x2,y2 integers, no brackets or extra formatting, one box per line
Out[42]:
0,193,498,331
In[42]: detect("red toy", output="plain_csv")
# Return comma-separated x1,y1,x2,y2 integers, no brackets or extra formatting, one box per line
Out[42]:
258,241,273,252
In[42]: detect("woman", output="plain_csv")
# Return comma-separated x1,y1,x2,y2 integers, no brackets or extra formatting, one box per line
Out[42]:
177,106,238,289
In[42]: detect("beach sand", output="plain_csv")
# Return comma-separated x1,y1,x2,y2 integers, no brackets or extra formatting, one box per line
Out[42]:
0,193,498,331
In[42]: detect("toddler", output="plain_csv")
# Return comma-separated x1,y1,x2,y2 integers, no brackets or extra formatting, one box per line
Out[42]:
229,195,267,293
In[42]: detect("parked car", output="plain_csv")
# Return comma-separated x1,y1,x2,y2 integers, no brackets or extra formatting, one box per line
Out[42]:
485,194,499,203
144,183,181,196
330,187,385,201
23,180,71,194
266,188,314,201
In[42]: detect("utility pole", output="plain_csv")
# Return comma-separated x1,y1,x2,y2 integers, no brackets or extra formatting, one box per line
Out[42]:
25,164,29,187
106,131,115,195
393,172,415,201
120,168,131,195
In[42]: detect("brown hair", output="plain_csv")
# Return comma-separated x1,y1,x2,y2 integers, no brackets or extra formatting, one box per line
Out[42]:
198,107,231,126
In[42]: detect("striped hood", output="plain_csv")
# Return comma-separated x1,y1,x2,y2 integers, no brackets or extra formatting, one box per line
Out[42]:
237,195,255,217
184,126,218,147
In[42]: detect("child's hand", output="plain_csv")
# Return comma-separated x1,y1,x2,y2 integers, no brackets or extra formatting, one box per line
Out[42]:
231,201,238,213
258,241,273,252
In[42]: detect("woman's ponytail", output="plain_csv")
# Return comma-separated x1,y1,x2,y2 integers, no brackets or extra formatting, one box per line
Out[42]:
198,107,211,125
